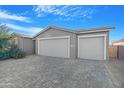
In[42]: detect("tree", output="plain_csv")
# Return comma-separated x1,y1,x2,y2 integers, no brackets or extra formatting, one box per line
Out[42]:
0,23,15,49
0,23,25,60
0,23,15,40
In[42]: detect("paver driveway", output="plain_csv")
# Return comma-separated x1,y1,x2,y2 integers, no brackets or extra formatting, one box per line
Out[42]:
0,55,123,88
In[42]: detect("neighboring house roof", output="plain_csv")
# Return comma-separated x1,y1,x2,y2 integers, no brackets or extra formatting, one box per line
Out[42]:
13,32,32,38
112,39,124,44
111,39,124,46
33,26,114,38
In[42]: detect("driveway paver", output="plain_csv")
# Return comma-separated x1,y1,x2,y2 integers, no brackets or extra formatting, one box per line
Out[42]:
0,55,123,88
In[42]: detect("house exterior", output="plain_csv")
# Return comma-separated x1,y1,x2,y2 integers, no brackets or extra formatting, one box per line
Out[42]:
12,33,34,55
33,26,113,60
111,39,124,46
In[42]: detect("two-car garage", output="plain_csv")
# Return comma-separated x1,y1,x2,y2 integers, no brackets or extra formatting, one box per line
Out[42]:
34,26,112,60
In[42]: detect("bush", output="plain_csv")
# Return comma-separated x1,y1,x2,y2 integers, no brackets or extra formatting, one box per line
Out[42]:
10,44,26,59
0,39,11,60
0,40,26,60
0,49,10,60
0,24,25,60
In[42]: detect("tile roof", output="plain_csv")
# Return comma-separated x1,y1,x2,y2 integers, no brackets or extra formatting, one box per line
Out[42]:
13,32,32,38
112,39,124,43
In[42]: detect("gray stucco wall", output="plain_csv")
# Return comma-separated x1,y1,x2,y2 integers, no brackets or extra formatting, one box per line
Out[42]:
22,38,34,54
35,40,38,55
17,37,34,55
17,37,23,50
106,31,109,60
34,28,77,58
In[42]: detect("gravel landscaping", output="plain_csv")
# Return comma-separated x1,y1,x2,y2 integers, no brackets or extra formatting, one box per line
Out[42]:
0,55,123,88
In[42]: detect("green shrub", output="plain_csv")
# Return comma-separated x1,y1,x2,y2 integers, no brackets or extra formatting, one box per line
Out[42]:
0,39,11,60
10,44,26,59
0,49,10,60
0,24,26,60
0,40,26,60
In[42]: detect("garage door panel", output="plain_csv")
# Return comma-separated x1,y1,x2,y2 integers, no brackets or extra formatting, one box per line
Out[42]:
38,38,69,58
78,36,104,60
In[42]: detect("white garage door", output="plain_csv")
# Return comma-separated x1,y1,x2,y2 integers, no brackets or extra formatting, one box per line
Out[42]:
38,36,70,58
78,35,106,60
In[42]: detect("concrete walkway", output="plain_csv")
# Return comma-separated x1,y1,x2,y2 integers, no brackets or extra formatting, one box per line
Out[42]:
0,55,123,88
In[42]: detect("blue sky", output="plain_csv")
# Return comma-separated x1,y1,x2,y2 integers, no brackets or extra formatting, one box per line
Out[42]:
0,5,124,42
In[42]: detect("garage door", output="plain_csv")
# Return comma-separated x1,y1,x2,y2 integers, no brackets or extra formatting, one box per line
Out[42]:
78,35,106,60
38,36,70,58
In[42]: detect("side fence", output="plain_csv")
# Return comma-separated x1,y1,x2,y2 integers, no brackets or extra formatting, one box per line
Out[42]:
109,45,124,59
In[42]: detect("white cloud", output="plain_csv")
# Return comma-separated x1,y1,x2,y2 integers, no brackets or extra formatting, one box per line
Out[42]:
0,9,31,22
6,23,42,35
33,5,96,19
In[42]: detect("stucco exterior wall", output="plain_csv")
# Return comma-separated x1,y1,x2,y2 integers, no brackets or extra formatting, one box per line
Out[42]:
22,38,34,54
17,37,23,50
35,40,38,54
106,31,109,60
16,37,34,55
34,28,76,58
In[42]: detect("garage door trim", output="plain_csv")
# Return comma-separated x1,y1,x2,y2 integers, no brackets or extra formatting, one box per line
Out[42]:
37,36,70,58
78,34,107,60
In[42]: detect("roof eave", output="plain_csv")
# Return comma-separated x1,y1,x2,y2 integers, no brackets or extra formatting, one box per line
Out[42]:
33,26,75,38
76,28,114,34
33,26,114,38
